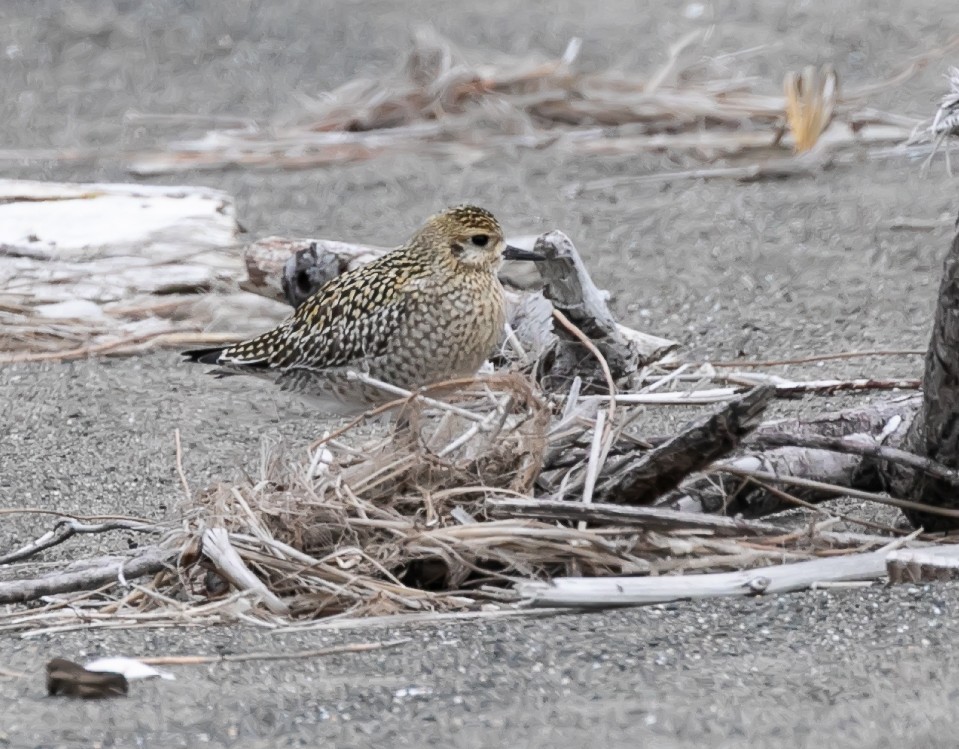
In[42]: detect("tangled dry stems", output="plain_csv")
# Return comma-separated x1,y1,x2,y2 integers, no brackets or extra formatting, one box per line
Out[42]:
0,364,945,634
177,375,564,617
147,373,894,621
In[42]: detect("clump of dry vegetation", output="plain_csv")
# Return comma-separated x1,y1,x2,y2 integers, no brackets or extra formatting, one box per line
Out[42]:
123,26,953,176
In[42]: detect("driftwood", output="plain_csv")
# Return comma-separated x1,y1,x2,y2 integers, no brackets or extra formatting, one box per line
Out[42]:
0,518,159,565
0,549,171,605
240,236,387,306
0,180,240,303
532,230,645,389
598,385,774,503
0,178,289,360
665,395,921,516
516,549,894,607
754,432,959,488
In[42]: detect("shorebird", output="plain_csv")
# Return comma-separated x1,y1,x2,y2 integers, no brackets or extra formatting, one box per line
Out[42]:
184,205,543,413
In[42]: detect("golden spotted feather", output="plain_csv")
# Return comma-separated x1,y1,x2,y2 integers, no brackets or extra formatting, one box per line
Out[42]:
184,205,522,413
223,253,418,371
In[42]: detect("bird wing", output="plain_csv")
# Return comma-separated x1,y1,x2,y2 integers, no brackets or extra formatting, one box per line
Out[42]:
213,253,417,372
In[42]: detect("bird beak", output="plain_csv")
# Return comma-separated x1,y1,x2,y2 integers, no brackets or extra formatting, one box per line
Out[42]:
502,245,546,262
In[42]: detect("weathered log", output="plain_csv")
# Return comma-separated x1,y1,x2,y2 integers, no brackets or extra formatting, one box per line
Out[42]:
240,236,386,305
669,449,866,517
0,180,241,305
597,385,774,504
667,395,920,516
0,549,171,605
0,179,300,361
516,549,893,607
750,395,920,443
753,432,959,487
889,220,959,531
534,230,658,390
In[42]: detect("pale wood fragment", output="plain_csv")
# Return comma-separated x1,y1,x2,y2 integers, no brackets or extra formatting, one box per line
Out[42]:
517,551,890,607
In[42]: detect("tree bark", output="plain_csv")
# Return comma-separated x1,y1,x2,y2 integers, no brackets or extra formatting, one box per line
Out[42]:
889,221,959,531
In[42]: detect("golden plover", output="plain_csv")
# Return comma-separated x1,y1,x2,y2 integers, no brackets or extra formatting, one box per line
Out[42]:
184,205,543,413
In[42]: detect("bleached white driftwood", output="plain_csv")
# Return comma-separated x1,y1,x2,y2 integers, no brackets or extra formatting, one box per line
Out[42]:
0,549,171,605
516,550,892,607
201,528,289,616
0,179,241,303
0,179,300,357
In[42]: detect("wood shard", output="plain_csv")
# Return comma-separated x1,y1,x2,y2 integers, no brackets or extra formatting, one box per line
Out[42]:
46,658,129,699
599,384,774,504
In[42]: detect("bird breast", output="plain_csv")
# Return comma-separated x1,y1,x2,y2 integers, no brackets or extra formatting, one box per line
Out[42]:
387,270,506,384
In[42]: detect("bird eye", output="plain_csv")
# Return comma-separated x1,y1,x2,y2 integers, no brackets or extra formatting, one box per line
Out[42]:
471,234,489,247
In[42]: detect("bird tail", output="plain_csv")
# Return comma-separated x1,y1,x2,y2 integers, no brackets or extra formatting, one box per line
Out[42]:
183,324,292,370
183,342,277,380
182,346,228,365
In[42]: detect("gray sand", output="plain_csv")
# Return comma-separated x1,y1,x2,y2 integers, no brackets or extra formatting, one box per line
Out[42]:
3,0,959,746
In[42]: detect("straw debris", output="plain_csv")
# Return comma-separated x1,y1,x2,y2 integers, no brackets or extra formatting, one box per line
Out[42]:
114,27,953,176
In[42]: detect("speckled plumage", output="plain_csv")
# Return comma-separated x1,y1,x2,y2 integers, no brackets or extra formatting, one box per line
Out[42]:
185,205,519,413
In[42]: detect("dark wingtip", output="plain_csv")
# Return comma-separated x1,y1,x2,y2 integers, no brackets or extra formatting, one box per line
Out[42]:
182,347,226,365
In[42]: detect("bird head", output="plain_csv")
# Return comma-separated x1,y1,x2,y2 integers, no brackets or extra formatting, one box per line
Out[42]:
415,204,544,270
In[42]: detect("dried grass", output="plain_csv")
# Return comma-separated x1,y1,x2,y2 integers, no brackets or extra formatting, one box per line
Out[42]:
175,374,558,618
161,372,909,620
784,65,838,153
121,26,949,176
908,65,959,174
0,363,949,635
